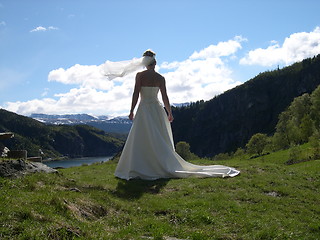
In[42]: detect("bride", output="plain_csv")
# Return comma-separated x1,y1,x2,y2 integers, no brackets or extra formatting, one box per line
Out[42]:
103,50,240,180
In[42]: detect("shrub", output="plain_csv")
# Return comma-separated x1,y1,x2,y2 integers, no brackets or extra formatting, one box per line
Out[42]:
287,145,303,164
246,133,269,156
309,131,320,159
213,152,230,161
233,147,246,160
176,141,192,160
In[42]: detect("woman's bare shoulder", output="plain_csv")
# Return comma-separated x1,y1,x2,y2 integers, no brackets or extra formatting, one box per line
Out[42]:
155,71,165,79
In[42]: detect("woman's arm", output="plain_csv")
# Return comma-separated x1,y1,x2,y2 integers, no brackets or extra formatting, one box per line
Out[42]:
159,77,174,122
129,73,142,120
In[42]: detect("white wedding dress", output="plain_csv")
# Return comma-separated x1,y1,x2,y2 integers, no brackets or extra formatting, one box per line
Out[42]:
115,87,240,180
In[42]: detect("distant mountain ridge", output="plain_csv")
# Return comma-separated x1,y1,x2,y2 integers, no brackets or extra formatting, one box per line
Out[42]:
30,113,132,134
30,106,190,134
0,109,124,158
172,55,320,157
31,113,104,122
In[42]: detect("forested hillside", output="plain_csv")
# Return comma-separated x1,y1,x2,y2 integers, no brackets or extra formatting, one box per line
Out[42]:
172,55,320,157
0,109,124,158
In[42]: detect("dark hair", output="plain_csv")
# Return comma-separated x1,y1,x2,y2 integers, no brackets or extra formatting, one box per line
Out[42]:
143,49,156,57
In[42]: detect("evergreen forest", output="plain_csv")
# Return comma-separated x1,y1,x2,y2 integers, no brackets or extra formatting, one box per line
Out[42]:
172,54,320,157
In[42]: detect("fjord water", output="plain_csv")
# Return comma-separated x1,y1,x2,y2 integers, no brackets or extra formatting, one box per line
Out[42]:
43,156,112,168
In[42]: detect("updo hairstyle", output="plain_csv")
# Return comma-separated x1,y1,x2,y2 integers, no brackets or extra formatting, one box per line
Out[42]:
143,49,156,58
142,49,156,66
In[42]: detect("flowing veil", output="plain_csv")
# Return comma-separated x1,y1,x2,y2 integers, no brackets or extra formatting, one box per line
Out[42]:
101,56,155,80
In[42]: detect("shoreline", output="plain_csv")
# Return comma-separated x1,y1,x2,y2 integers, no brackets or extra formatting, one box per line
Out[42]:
42,155,115,162
42,156,113,169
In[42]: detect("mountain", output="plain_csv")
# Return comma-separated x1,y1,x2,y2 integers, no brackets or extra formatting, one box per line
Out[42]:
0,109,124,158
30,113,132,135
171,55,320,157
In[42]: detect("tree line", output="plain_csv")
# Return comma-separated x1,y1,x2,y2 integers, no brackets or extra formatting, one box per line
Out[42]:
172,54,320,157
213,84,320,162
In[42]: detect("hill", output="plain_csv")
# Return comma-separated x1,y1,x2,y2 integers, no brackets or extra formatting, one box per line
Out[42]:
0,146,319,239
172,54,320,157
0,109,124,159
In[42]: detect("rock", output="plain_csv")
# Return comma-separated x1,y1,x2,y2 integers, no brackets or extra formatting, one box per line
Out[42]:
0,159,57,178
1,147,10,157
7,150,27,160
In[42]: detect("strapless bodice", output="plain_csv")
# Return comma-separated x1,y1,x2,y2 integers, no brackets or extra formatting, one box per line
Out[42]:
140,87,160,103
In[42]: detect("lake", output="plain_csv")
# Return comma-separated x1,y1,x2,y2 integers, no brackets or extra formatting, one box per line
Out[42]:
43,156,112,168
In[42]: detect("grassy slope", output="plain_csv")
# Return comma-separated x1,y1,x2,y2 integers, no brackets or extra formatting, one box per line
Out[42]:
0,148,319,240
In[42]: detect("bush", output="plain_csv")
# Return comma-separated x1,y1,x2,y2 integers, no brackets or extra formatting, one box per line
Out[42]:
176,141,192,160
309,131,320,159
233,147,246,160
287,145,303,164
213,152,230,161
246,133,269,156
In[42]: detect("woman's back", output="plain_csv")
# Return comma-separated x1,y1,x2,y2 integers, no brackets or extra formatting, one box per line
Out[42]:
140,87,160,103
138,69,164,87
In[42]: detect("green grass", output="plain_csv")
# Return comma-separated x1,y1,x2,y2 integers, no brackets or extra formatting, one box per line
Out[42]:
0,147,319,240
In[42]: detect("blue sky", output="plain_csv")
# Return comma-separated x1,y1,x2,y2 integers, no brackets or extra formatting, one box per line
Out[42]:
1,0,320,117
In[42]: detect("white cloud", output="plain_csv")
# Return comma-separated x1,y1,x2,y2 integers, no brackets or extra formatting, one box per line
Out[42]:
0,21,6,26
48,64,115,90
160,36,246,103
5,87,132,116
190,36,247,59
161,57,239,103
30,26,46,32
30,26,59,32
3,37,246,116
240,27,320,66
